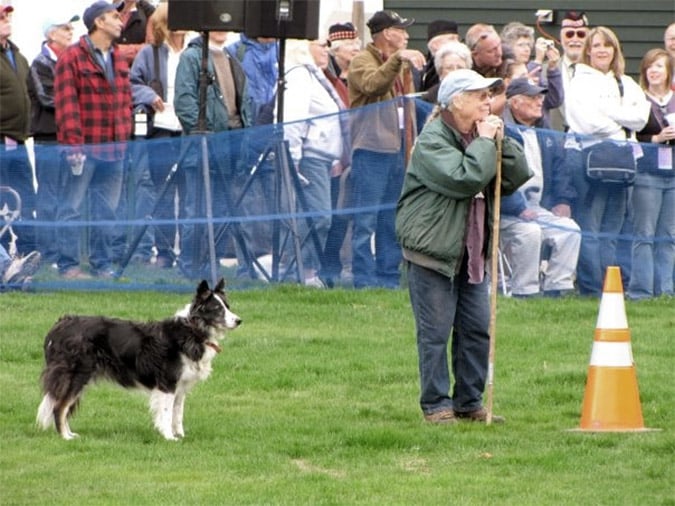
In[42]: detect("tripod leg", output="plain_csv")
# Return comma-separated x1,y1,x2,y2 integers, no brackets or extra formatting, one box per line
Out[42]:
200,135,218,287
276,140,303,283
211,145,275,280
114,159,180,278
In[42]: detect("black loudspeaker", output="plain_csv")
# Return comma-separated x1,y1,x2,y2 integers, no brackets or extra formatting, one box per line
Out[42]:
244,0,319,40
168,0,246,32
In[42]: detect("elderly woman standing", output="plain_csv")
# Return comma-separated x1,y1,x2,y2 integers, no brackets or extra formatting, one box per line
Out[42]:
566,26,650,296
628,48,675,299
396,70,531,424
282,39,349,287
422,40,472,103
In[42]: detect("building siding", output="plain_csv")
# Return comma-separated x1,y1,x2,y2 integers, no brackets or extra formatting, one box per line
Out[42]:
384,0,675,76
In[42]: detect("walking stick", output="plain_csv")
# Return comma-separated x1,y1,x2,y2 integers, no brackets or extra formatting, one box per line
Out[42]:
486,135,503,425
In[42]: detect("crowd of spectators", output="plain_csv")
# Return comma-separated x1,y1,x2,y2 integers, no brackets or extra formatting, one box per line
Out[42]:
0,1,673,297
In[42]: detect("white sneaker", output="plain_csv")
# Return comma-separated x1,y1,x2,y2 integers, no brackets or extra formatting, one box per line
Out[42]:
304,276,325,288
3,251,41,284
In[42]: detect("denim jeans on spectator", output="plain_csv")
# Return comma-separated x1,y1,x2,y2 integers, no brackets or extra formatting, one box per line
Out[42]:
320,169,352,283
33,141,61,263
572,169,628,296
0,242,10,273
178,135,253,279
407,259,490,415
295,156,331,275
127,132,184,263
350,148,404,288
0,143,36,255
628,173,675,298
56,157,124,274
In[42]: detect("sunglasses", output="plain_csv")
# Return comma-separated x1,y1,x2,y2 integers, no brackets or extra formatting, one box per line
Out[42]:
563,29,587,39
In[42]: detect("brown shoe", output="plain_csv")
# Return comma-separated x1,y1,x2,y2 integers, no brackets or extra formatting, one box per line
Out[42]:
454,407,505,424
423,409,457,425
61,267,92,280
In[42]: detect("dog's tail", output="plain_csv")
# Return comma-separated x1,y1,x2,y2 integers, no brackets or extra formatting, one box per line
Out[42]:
36,394,55,430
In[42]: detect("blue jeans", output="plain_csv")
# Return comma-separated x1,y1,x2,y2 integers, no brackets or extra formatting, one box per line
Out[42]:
407,259,490,415
628,174,675,298
0,243,10,275
572,169,628,296
350,149,404,288
33,140,61,263
178,134,252,279
296,157,331,274
56,157,124,274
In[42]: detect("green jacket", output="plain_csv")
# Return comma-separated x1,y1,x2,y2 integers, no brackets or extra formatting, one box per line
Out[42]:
396,115,532,279
0,40,30,141
174,37,251,135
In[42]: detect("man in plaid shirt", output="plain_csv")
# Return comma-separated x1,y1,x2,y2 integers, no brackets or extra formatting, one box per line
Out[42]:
54,1,133,279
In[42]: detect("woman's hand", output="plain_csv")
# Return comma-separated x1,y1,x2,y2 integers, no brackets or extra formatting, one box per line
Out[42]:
477,115,504,141
654,125,675,143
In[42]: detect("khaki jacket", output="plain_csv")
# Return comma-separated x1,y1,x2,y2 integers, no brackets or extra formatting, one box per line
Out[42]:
347,43,414,154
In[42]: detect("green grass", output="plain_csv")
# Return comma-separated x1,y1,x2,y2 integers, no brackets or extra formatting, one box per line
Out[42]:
1,288,673,505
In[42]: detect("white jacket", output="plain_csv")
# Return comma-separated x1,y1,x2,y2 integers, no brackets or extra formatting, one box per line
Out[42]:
567,63,650,141
283,63,344,164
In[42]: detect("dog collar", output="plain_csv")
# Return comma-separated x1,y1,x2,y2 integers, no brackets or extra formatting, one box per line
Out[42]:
205,341,222,354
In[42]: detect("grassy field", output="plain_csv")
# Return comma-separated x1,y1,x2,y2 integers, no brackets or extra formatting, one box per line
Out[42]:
1,287,673,505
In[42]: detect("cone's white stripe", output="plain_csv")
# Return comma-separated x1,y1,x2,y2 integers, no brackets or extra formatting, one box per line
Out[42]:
589,341,634,367
596,293,628,329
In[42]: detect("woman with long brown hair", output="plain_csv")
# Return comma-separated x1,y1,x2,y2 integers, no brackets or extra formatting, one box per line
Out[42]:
566,26,650,295
628,48,675,298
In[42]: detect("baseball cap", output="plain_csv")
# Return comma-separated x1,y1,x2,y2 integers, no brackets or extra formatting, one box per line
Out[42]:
367,10,414,35
506,77,548,99
437,69,502,107
83,0,116,31
42,14,80,38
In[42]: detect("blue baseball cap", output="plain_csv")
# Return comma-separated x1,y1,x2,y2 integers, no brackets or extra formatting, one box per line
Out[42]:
83,1,116,31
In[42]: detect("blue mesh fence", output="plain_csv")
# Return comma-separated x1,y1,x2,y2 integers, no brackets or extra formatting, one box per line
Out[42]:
0,97,673,294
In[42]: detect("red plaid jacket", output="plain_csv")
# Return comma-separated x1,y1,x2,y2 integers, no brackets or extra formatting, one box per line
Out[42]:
55,35,132,161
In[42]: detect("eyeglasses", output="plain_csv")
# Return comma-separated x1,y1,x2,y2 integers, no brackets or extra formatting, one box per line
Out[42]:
466,90,494,101
469,32,491,51
563,29,587,39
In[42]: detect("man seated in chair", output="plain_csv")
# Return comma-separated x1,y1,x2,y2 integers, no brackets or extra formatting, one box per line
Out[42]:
500,77,580,297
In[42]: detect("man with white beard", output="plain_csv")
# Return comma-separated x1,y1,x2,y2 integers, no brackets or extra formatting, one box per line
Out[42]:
549,11,590,131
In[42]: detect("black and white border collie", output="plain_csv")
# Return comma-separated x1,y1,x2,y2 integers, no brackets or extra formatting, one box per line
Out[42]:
36,279,241,440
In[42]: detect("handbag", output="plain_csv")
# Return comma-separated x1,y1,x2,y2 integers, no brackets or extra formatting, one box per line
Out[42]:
584,140,636,185
583,76,636,186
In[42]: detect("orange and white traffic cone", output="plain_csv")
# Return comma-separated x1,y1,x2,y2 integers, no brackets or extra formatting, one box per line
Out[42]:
574,266,658,432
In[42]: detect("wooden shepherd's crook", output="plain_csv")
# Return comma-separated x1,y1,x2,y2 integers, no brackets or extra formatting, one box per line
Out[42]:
486,136,503,425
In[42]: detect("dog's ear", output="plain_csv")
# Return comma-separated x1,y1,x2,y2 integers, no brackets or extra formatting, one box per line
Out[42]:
215,277,225,293
196,280,211,300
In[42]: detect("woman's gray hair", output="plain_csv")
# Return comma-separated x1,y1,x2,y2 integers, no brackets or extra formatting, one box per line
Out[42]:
500,21,534,46
433,41,473,74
